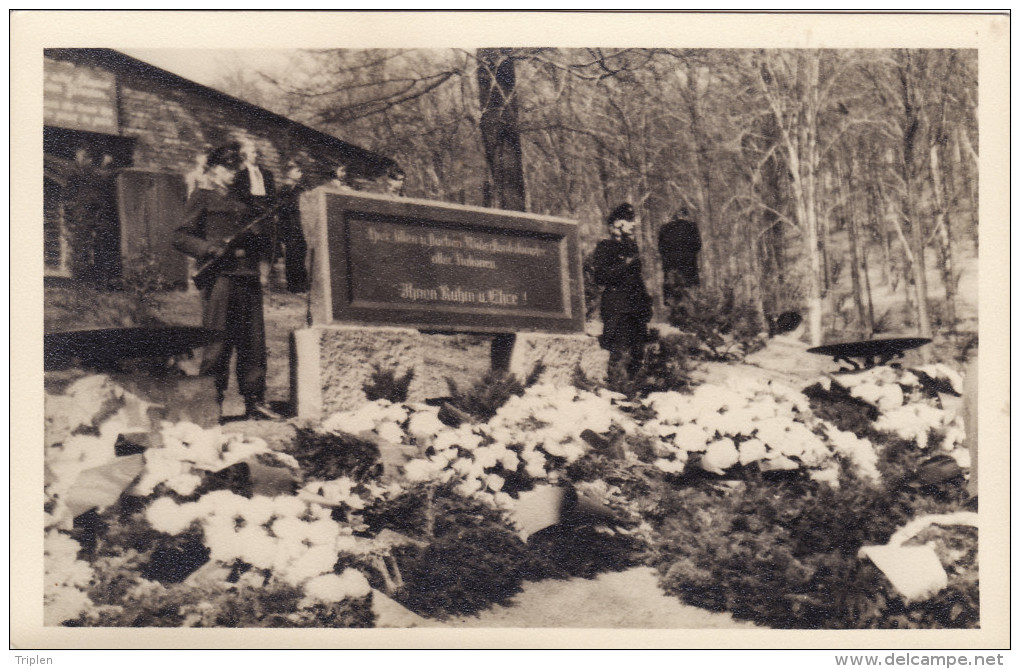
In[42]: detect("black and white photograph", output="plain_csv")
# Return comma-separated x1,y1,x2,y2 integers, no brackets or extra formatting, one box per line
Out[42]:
11,10,1010,653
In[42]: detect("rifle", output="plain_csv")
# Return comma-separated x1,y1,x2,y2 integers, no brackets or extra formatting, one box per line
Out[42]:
191,174,329,291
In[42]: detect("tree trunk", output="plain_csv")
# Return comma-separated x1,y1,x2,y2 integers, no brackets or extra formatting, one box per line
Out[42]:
843,157,869,337
476,48,526,370
898,51,933,353
477,48,526,212
929,142,957,329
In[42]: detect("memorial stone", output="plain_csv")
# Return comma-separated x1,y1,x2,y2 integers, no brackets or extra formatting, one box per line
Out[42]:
291,189,607,418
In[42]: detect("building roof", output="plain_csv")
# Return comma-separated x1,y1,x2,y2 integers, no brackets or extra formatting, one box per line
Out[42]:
44,48,398,178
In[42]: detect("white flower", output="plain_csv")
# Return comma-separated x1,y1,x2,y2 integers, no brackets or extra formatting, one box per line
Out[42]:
485,473,505,492
701,438,739,475
272,515,309,543
321,408,376,435
407,411,445,442
145,497,200,535
376,421,405,444
761,455,800,471
949,447,971,469
304,519,341,547
284,545,340,586
235,527,279,570
654,458,686,474
272,495,307,518
875,405,945,449
738,439,768,466
825,427,879,482
454,477,483,497
500,450,520,471
242,496,277,527
809,467,841,487
851,382,904,412
302,569,371,604
472,446,500,470
166,473,203,497
492,492,514,508
200,521,241,563
672,423,710,453
219,437,266,467
195,490,248,519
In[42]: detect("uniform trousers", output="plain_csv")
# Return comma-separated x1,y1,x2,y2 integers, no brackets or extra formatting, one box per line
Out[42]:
199,274,267,403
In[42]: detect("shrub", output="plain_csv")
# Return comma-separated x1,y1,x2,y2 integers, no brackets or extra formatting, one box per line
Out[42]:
667,285,766,361
650,462,977,629
362,364,415,403
289,428,382,482
445,362,545,423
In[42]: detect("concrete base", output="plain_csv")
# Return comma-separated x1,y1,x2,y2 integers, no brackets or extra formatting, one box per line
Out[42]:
291,326,608,421
291,325,493,420
508,332,608,387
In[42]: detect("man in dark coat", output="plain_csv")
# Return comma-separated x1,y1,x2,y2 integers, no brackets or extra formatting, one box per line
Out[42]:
592,202,653,381
657,206,702,302
230,137,277,287
173,143,278,420
274,160,309,293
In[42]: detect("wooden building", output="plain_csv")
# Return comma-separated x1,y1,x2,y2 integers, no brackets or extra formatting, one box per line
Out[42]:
43,48,397,287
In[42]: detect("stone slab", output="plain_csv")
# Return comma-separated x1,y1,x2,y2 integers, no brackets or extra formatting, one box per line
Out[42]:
508,332,608,387
292,326,608,421
291,325,492,420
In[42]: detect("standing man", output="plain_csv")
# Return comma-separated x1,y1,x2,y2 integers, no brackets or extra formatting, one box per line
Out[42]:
231,137,277,288
657,206,702,303
173,143,278,420
592,202,653,383
275,159,309,293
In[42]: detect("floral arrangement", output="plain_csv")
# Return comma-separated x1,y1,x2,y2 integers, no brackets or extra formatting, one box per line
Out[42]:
43,356,974,629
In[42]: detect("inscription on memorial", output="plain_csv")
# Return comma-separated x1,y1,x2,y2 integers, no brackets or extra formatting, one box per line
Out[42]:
308,191,584,333
44,58,119,134
348,216,563,314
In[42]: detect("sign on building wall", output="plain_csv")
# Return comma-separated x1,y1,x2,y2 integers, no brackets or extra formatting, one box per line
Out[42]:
44,58,119,134
304,190,585,334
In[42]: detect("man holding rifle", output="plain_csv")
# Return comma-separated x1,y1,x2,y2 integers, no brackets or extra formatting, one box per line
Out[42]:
174,142,279,421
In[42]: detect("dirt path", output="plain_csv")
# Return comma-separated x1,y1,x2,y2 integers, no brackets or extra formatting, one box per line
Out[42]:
374,567,758,629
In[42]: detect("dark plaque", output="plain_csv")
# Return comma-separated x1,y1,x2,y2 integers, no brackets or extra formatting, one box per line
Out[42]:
305,190,584,333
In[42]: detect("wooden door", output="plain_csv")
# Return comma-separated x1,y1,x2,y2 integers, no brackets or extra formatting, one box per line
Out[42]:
116,169,188,288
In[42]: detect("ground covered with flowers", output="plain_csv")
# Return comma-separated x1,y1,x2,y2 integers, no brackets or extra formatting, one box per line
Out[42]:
44,347,977,629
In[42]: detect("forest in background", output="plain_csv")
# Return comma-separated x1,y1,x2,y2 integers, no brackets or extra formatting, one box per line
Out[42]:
216,48,979,348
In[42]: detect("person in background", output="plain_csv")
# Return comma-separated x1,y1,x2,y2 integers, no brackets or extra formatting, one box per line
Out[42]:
386,165,406,196
184,152,209,197
275,159,309,293
657,205,702,303
330,164,351,190
592,202,653,383
230,137,277,287
173,143,279,421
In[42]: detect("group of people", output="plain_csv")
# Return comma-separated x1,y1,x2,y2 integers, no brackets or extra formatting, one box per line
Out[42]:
592,201,702,384
175,138,700,418
175,139,401,420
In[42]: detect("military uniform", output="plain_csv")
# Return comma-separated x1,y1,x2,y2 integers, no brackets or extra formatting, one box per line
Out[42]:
658,215,702,301
174,185,273,412
592,234,652,379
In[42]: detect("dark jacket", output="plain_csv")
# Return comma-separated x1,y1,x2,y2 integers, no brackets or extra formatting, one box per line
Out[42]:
173,187,272,278
592,235,652,321
230,164,276,214
658,217,702,287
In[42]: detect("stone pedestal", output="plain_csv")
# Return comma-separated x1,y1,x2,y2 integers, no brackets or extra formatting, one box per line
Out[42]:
508,332,608,387
291,326,608,421
291,325,492,420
